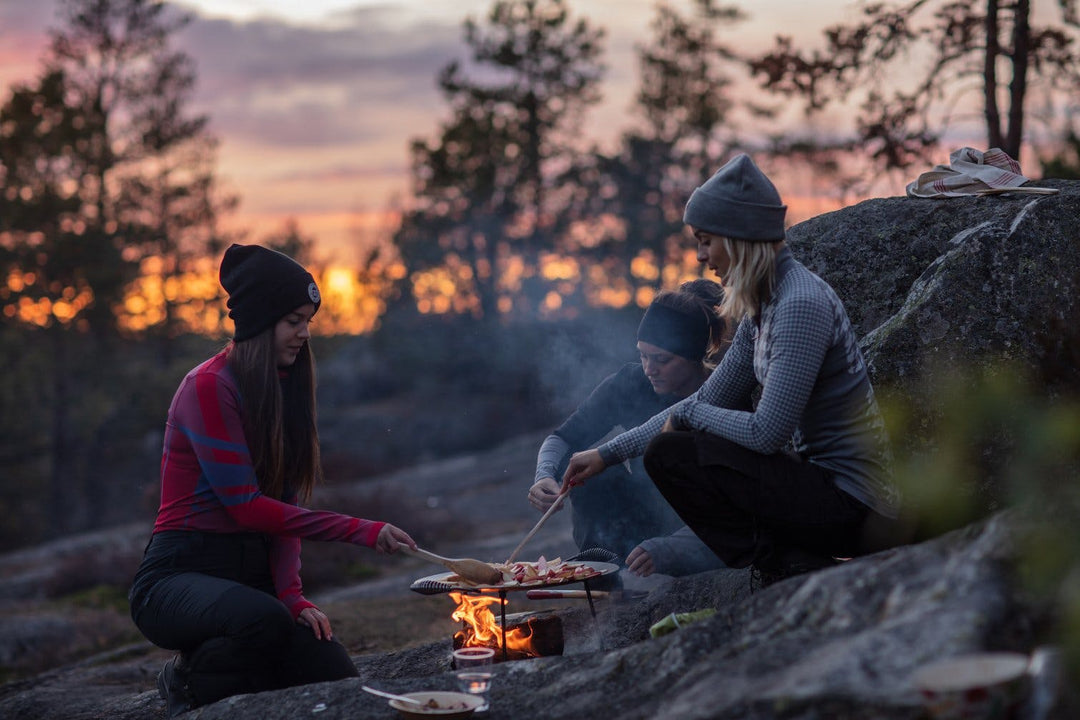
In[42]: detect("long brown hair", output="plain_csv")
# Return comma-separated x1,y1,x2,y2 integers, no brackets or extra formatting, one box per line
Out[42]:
226,329,321,503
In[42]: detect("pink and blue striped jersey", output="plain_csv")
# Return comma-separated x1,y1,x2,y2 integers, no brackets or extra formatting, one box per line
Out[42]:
153,350,385,617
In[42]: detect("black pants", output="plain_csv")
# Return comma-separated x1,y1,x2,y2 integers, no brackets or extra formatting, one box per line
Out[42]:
130,531,357,706
643,431,870,568
570,456,684,560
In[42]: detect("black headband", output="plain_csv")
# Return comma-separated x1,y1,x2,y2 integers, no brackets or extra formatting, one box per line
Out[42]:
636,302,710,361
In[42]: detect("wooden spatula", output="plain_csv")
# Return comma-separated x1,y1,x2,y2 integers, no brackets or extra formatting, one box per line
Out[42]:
398,544,503,586
505,490,568,565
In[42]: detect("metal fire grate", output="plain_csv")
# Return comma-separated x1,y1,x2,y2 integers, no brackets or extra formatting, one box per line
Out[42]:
409,558,621,660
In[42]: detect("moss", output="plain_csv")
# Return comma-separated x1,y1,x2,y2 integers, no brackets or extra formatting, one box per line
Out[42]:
343,562,381,582
61,584,131,613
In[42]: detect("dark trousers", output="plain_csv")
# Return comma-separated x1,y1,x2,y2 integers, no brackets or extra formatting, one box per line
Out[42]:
130,531,357,706
643,431,869,568
570,457,684,560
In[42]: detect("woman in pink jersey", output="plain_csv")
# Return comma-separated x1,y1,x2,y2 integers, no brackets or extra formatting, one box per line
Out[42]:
129,244,416,717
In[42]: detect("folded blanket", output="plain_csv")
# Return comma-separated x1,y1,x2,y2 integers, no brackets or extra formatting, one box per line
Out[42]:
905,147,1058,198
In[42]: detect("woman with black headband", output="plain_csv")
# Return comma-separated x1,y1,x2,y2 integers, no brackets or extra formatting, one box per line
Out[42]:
529,280,727,577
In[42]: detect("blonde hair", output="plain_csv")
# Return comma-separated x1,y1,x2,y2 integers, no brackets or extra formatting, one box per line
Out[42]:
717,238,784,322
227,331,321,503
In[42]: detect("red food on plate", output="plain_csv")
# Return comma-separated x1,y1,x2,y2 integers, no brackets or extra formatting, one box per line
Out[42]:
498,556,600,586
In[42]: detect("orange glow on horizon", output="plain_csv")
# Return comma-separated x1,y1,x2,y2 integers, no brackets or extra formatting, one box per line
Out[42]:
221,208,403,266
2,192,859,333
1,266,95,328
38,258,399,337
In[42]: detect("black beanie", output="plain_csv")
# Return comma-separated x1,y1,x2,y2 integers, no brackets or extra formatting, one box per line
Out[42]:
219,244,321,341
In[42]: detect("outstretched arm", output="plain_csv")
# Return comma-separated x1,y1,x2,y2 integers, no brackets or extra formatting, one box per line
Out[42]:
561,448,606,489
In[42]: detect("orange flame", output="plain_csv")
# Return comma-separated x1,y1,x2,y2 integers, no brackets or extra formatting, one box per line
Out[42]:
449,592,540,657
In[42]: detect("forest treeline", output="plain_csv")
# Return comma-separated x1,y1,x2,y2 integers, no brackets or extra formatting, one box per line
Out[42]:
3,0,1080,550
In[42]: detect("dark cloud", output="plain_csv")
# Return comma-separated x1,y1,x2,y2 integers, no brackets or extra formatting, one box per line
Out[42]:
270,161,408,184
178,8,463,148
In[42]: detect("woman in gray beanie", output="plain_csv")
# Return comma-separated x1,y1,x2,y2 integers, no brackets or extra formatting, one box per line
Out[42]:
129,244,417,716
563,154,900,587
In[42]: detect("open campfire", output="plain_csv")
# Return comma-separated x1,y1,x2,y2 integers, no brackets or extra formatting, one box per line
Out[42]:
449,591,563,661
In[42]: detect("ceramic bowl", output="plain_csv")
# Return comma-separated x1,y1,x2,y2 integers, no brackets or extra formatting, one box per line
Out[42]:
911,652,1031,720
388,691,485,719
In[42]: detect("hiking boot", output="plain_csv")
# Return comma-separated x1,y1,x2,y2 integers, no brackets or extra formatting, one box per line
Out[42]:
157,654,193,717
748,564,778,592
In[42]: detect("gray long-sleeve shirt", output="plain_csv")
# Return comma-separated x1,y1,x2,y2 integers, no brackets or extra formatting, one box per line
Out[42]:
598,248,899,519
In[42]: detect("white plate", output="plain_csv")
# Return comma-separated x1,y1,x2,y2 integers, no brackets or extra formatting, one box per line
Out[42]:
388,690,484,718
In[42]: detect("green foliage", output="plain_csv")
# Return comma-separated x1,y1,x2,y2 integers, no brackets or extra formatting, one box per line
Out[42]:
1040,128,1080,180
341,562,381,582
61,584,131,613
883,360,1080,675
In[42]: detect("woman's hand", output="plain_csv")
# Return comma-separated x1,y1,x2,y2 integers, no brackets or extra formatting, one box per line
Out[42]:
298,606,333,640
375,524,416,554
561,449,605,489
528,477,564,512
626,545,655,577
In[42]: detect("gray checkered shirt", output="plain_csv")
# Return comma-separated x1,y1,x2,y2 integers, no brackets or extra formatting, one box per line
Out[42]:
598,248,899,518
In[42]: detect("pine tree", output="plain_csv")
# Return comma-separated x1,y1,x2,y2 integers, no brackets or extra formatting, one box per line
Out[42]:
394,0,605,320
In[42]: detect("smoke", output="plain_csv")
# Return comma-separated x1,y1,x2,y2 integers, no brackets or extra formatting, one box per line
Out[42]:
533,310,640,419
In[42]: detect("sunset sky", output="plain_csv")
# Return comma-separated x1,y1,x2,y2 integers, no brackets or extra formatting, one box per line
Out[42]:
1,1,880,264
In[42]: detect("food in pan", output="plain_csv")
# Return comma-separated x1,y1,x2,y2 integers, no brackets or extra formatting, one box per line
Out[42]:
502,556,597,585
444,556,601,587
499,556,601,585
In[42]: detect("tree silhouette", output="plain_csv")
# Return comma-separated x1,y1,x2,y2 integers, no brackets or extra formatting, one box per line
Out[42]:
0,0,233,535
749,0,1080,173
0,70,97,332
595,0,751,294
394,0,605,320
0,69,97,534
48,0,234,344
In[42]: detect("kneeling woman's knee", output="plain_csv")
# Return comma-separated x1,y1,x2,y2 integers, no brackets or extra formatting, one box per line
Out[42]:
644,431,695,478
223,588,294,649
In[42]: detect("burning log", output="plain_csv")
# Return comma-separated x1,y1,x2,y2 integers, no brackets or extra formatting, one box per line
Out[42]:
452,614,564,661
449,593,564,660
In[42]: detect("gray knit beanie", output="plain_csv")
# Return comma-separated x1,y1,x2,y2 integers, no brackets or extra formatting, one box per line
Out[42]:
683,154,787,241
